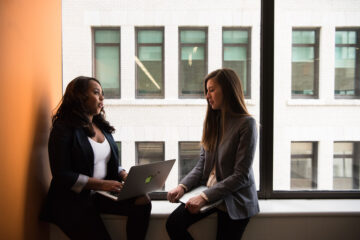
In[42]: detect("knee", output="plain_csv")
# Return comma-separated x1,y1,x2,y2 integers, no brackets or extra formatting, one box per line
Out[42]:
166,212,182,233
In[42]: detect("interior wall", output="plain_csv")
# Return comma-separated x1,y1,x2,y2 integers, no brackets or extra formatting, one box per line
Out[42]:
0,0,62,239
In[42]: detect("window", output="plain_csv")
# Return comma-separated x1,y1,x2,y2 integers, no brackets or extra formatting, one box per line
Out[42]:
135,142,165,165
291,29,319,98
223,28,251,98
135,28,164,98
335,29,360,98
291,142,318,190
333,142,360,190
178,142,201,182
93,28,120,98
179,28,208,98
116,141,121,166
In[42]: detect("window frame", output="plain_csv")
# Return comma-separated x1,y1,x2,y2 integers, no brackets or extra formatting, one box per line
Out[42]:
261,0,360,199
135,27,165,99
290,141,318,190
178,141,201,183
222,27,252,99
92,27,121,99
135,141,165,165
291,27,320,99
334,28,360,99
178,27,208,99
333,141,360,190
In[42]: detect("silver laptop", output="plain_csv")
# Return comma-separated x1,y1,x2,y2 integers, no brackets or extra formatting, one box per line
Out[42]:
97,159,175,201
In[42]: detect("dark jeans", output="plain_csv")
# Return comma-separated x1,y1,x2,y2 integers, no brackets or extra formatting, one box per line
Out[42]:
54,193,151,240
166,203,250,240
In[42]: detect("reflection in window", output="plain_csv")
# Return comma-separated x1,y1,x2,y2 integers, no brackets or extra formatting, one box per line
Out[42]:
333,142,360,190
93,28,120,98
223,28,251,98
179,142,201,182
179,28,208,98
136,28,164,98
136,142,164,165
291,29,319,98
115,141,121,166
335,29,360,98
291,142,317,190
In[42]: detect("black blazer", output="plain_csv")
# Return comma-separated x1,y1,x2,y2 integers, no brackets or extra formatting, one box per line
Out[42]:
42,120,121,222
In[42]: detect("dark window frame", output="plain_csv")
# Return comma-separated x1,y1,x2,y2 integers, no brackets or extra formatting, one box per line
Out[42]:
135,27,165,99
222,27,252,99
260,0,360,199
291,28,320,99
92,27,121,99
178,27,208,99
334,28,360,99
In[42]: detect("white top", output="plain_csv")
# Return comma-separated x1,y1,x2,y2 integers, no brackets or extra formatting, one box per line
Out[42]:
88,137,111,179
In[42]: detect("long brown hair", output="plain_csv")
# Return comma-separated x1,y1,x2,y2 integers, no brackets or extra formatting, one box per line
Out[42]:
52,76,115,136
201,68,249,152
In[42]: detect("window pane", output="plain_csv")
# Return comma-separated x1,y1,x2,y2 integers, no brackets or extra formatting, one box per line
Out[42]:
136,142,164,165
292,47,315,95
290,142,317,190
223,30,248,44
138,30,163,44
333,142,360,190
179,142,201,182
179,29,207,98
335,30,359,97
180,30,206,43
95,46,120,96
136,29,164,98
292,31,315,44
95,29,120,43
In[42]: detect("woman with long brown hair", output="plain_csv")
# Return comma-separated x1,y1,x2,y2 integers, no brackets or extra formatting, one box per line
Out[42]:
41,76,151,240
166,68,259,240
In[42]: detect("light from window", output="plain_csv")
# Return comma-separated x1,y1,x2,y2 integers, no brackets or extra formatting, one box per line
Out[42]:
136,142,165,165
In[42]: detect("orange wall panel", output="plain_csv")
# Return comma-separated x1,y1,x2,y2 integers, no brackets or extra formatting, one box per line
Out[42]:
0,0,62,239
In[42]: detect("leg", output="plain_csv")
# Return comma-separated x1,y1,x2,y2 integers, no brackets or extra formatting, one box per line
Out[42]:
216,210,250,240
166,203,217,240
94,193,151,240
53,200,111,240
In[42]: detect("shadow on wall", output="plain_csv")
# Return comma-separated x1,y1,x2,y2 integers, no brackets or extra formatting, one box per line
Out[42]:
23,96,52,240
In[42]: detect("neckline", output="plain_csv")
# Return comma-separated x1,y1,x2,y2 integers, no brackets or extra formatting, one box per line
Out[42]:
88,136,106,144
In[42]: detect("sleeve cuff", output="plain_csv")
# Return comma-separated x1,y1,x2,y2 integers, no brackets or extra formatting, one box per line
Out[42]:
71,174,89,193
179,184,188,192
200,192,209,202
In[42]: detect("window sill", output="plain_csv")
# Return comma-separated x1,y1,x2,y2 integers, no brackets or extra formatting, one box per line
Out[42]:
102,199,360,219
287,99,360,106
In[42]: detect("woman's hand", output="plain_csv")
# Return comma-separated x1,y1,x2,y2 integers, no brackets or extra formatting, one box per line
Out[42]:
167,185,185,203
101,180,123,193
86,178,123,193
185,195,207,214
119,170,128,182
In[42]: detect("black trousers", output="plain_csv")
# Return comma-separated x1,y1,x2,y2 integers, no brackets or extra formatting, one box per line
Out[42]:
166,203,250,240
54,193,151,240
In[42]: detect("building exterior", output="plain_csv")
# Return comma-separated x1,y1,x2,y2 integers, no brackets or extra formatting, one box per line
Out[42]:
62,0,360,192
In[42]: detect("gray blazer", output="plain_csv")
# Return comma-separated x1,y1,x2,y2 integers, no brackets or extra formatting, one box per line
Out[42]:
180,116,259,220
